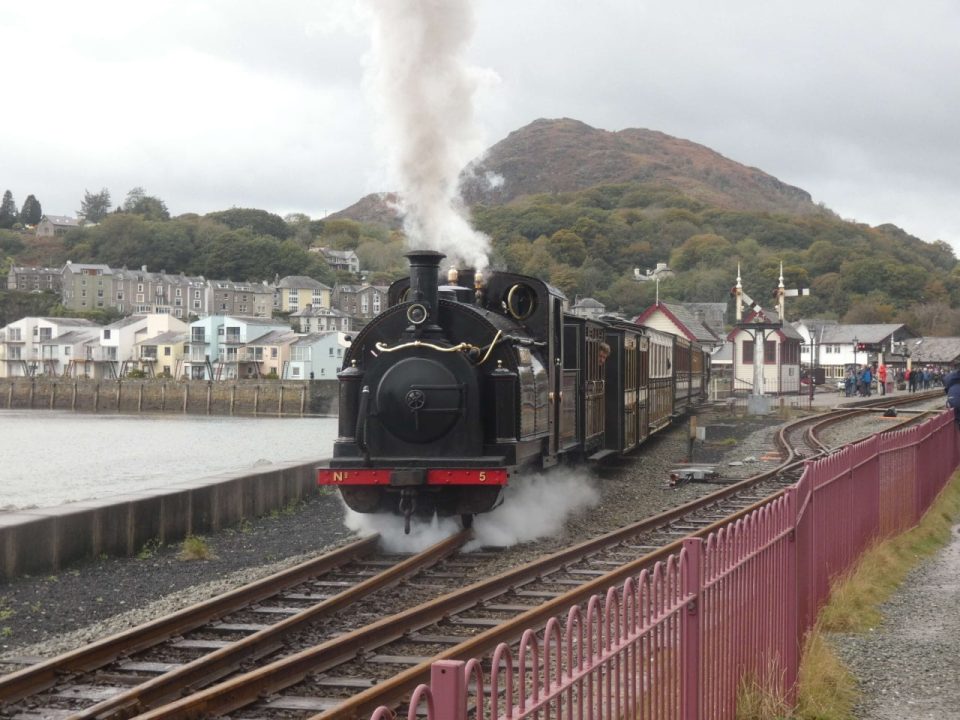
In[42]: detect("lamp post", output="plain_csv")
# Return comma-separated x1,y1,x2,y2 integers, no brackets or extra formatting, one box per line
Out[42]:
853,336,858,369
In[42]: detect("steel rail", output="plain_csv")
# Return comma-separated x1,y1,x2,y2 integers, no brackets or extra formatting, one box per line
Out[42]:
807,391,940,452
777,389,942,466
0,535,380,704
67,530,470,720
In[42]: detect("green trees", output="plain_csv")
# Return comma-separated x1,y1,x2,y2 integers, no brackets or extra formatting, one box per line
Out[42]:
122,187,169,221
1,177,956,325
59,211,339,285
205,208,291,239
0,191,17,229
79,188,112,223
19,195,42,225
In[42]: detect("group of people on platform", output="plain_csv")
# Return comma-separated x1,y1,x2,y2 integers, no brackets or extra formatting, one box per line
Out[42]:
843,363,886,397
841,363,949,398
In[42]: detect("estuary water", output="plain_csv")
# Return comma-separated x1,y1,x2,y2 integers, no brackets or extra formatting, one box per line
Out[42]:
0,410,338,511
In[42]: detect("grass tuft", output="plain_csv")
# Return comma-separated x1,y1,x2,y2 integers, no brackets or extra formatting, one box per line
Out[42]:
793,626,859,719
736,657,790,719
178,535,216,561
136,538,162,560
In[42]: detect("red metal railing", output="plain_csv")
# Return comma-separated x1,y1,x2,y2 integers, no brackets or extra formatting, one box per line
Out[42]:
375,411,958,720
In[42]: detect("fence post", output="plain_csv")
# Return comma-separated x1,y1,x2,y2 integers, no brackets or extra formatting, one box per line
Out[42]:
430,660,467,720
784,487,800,703
681,537,702,720
912,424,922,526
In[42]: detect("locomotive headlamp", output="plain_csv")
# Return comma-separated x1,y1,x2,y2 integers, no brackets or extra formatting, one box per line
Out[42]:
406,303,429,325
448,267,459,284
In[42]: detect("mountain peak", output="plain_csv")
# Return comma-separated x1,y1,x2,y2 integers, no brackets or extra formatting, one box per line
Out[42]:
460,118,815,213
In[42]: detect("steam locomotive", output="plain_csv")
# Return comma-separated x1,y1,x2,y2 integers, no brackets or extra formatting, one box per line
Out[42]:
318,250,710,532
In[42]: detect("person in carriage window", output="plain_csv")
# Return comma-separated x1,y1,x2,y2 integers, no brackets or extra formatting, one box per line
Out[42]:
598,342,610,366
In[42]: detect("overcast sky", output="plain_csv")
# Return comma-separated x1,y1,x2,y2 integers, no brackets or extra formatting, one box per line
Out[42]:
4,1,960,253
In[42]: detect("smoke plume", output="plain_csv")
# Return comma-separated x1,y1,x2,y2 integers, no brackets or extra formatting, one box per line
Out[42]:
363,0,492,271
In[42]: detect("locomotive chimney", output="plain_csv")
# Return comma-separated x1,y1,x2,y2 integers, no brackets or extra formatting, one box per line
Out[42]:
406,249,445,334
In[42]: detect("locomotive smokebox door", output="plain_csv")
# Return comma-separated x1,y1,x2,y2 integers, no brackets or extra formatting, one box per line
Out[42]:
376,357,464,443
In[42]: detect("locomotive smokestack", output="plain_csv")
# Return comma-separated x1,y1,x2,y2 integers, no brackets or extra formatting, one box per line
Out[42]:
406,250,446,333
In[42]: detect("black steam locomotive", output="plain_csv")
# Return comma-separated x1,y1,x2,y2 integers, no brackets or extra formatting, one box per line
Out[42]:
318,250,710,532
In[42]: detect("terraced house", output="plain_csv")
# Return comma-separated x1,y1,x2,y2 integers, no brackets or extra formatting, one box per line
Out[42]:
183,316,292,380
0,317,101,377
273,275,332,314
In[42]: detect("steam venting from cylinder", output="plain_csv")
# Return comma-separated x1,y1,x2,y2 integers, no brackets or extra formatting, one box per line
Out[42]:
363,0,492,272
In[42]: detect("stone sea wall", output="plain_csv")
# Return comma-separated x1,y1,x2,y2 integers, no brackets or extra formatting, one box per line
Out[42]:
2,377,339,417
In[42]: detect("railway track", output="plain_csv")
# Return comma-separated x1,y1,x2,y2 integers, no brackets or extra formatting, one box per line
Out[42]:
778,389,941,473
1,391,943,720
0,532,476,718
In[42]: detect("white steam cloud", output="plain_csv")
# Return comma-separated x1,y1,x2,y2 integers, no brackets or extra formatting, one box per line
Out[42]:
340,469,600,554
362,0,494,271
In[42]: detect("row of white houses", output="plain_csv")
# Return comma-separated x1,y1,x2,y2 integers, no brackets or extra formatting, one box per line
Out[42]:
0,314,349,381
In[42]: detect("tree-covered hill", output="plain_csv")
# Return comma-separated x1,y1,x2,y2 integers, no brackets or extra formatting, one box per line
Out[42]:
470,182,960,333
461,118,818,215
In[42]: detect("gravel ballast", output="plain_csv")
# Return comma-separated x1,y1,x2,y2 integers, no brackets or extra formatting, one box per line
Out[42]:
1,400,956,718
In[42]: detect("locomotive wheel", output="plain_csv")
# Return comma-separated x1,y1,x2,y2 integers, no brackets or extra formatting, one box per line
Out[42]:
460,513,474,530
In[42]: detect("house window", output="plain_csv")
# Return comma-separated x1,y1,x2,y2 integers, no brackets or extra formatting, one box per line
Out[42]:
193,300,201,309
329,347,334,356
104,329,112,340
117,291,124,300
138,283,144,292
271,348,278,358
292,366,301,377
164,347,171,356
764,340,776,364
373,295,381,313
136,294,144,303
194,290,201,299
743,340,754,364
176,288,182,297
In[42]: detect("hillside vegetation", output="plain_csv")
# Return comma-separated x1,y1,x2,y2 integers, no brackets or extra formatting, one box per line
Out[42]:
4,119,959,333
